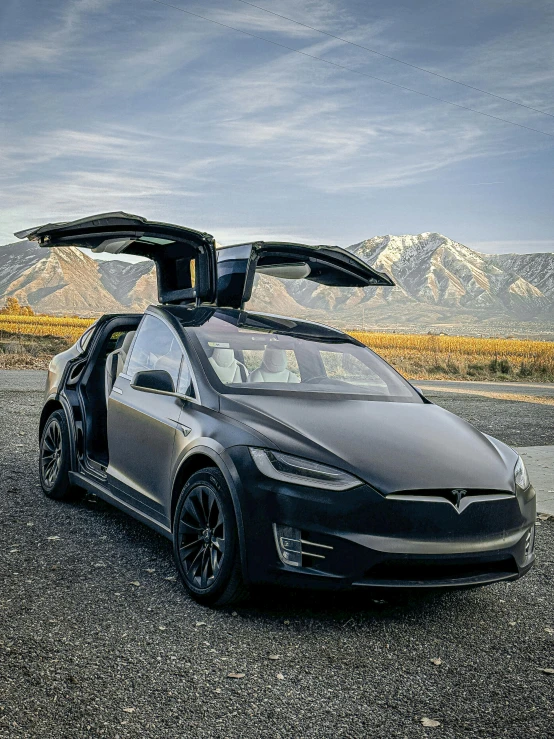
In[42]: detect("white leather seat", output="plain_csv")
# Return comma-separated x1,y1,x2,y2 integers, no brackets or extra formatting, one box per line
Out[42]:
105,330,135,401
208,348,247,384
248,347,300,384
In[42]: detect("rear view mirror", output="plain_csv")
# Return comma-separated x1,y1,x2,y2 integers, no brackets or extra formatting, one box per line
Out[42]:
131,370,175,395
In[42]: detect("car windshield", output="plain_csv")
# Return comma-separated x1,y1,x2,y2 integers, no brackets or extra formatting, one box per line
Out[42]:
187,313,421,402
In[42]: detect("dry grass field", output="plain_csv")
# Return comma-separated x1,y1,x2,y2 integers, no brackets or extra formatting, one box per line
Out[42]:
0,314,93,340
0,315,94,368
350,331,554,382
1,314,553,381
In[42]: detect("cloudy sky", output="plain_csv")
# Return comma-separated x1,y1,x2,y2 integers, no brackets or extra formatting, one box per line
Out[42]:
1,0,553,254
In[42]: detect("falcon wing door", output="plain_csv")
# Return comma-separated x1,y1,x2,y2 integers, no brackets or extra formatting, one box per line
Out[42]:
16,212,217,305
216,241,394,309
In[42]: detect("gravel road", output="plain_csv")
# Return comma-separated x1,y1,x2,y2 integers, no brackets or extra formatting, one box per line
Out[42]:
1,373,553,739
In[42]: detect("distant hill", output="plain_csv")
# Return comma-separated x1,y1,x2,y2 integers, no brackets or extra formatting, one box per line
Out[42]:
1,233,553,336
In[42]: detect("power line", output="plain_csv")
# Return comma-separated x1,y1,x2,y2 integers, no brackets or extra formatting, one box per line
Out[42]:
234,0,554,120
150,0,554,140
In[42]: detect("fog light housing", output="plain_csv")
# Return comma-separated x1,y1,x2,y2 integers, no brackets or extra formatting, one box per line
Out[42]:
273,524,302,567
525,525,535,557
273,524,334,568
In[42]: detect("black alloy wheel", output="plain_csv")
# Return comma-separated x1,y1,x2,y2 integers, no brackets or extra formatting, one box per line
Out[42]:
179,484,225,589
39,409,77,500
173,467,248,606
41,418,62,486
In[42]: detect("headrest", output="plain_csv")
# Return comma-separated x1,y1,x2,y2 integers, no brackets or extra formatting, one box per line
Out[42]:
262,347,287,373
121,330,135,354
211,348,236,368
114,333,126,350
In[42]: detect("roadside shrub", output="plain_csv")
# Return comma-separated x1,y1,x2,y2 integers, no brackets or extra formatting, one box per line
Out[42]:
519,362,533,378
488,358,511,374
0,297,34,316
428,364,448,374
446,361,460,375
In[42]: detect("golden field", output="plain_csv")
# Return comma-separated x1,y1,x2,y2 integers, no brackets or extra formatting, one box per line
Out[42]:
0,315,94,368
0,314,94,341
350,331,554,381
0,314,553,380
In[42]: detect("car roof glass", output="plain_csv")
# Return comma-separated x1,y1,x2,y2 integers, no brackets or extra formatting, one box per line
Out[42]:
165,306,349,342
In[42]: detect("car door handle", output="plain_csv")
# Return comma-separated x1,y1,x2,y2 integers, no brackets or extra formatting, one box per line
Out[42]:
112,387,123,395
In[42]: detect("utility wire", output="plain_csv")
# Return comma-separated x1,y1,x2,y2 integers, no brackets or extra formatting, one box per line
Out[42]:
234,0,554,120
150,0,554,140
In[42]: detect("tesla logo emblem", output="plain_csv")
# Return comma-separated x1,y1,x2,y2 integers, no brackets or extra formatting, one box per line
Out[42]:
451,489,468,507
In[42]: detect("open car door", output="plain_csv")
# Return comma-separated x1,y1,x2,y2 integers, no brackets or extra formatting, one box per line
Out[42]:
16,212,217,305
216,241,394,309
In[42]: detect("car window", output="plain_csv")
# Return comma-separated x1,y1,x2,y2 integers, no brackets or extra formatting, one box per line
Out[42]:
320,351,388,393
186,313,421,402
125,315,184,391
177,353,195,398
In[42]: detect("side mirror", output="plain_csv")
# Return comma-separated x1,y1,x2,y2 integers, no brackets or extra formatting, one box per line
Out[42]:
131,369,175,395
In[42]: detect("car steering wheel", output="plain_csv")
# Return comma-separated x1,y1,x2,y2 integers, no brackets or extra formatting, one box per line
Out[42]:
303,375,329,384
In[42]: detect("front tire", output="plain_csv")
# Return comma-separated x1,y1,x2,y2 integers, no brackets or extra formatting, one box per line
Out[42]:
39,409,76,501
173,467,248,606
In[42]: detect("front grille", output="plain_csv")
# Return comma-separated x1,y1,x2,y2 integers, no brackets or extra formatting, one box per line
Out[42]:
388,489,513,507
366,556,518,583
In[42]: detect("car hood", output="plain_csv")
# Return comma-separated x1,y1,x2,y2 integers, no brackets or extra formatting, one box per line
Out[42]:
219,394,518,494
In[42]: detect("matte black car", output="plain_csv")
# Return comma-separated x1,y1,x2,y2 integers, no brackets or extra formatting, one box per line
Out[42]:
18,213,536,606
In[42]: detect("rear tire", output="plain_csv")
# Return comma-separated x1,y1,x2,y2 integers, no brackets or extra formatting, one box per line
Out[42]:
173,467,249,606
39,409,78,501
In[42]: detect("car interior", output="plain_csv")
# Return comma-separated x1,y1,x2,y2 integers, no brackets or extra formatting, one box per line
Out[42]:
208,348,248,383
65,317,141,469
105,330,136,401
248,347,300,384
207,345,301,385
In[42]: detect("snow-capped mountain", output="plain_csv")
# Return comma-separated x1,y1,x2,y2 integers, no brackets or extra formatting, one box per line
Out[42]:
97,260,157,311
278,232,554,328
348,233,552,319
0,241,122,314
0,240,306,317
0,234,553,334
489,252,554,300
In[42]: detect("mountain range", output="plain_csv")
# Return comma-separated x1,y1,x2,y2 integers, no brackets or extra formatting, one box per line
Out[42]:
1,233,553,336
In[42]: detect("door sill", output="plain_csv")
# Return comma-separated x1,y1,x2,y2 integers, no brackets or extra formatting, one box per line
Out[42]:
69,471,172,541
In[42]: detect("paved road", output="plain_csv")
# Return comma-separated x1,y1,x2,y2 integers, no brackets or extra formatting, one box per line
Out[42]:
418,379,554,398
0,369,47,391
0,372,554,738
518,447,554,516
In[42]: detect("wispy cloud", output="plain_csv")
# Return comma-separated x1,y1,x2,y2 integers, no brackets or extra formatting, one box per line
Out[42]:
0,0,115,73
1,0,553,246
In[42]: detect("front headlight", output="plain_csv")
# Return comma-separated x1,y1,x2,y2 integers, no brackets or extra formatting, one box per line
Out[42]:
249,448,362,491
514,456,530,491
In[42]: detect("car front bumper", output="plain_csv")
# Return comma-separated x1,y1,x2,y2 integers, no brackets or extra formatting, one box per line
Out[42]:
227,447,536,590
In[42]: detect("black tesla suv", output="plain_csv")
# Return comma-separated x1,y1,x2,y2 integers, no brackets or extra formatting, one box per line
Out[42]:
18,213,536,605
